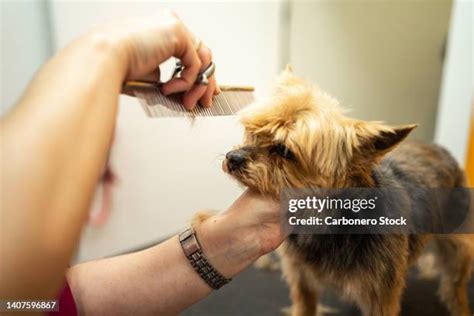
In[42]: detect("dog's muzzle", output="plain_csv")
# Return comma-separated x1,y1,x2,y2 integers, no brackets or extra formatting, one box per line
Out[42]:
225,149,247,172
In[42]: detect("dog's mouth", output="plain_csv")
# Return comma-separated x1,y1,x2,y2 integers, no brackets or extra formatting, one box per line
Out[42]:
222,157,277,196
222,158,246,178
222,158,237,174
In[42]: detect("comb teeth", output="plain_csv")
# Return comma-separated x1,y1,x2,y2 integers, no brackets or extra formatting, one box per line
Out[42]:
123,81,254,118
135,90,254,118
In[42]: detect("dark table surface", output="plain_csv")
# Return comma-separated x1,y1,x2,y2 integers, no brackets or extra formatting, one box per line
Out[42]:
182,263,474,316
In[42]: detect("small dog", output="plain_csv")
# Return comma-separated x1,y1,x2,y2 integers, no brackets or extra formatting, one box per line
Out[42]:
221,68,474,316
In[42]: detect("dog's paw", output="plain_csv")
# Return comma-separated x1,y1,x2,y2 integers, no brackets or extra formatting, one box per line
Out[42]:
281,304,338,316
191,210,216,226
280,306,292,316
316,304,338,316
416,253,439,280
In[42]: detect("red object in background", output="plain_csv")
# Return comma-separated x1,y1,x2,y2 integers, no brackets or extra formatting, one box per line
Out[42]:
88,165,115,227
49,281,77,316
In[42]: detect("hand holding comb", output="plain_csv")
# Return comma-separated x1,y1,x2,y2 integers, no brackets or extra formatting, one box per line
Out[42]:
121,61,255,118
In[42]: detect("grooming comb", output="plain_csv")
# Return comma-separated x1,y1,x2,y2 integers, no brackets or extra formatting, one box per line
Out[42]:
122,81,254,118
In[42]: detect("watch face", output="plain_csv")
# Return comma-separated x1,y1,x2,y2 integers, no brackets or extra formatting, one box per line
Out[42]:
179,227,193,242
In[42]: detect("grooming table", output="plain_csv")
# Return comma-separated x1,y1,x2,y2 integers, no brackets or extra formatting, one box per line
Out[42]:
182,264,474,316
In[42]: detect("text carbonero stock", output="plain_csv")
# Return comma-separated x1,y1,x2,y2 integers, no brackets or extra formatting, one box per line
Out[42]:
288,216,408,226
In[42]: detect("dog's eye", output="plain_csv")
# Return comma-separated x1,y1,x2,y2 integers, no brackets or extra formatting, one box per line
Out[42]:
270,144,295,160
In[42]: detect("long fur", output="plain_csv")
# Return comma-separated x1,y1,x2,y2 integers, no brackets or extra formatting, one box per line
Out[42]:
223,68,474,316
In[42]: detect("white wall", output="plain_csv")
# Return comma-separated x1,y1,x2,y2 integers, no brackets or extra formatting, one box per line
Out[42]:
0,0,52,113
434,0,474,165
50,1,284,93
288,0,452,142
48,1,285,261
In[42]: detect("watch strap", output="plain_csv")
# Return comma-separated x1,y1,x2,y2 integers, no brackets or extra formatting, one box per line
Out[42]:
179,226,231,290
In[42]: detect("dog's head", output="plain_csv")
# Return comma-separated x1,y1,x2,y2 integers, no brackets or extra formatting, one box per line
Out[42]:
223,68,416,196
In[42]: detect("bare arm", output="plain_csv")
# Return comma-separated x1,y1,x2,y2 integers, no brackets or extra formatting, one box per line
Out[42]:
0,11,218,300
67,191,283,316
1,32,126,300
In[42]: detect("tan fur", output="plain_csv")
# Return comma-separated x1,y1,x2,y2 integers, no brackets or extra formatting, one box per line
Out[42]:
191,210,214,227
224,69,474,316
236,70,415,193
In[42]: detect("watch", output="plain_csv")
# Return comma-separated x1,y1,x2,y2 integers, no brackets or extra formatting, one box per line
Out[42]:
179,226,231,290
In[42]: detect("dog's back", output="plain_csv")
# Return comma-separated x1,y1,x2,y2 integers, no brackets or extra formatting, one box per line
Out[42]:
382,141,465,188
282,141,474,315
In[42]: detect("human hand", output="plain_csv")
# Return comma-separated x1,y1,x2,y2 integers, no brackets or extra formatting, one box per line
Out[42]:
223,190,285,255
194,190,284,278
95,10,219,109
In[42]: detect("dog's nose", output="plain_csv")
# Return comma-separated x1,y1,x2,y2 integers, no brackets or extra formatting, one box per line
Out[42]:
226,149,247,171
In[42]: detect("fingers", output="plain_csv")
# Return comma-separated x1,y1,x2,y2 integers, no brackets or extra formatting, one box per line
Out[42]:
138,68,161,83
182,74,216,109
160,16,201,95
183,43,211,108
200,75,217,107
161,36,201,96
214,78,221,95
154,18,218,110
182,85,207,109
182,44,219,109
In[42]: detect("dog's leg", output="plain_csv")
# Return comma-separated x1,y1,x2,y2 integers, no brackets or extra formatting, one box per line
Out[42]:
287,270,318,316
434,235,473,316
357,258,408,316
360,287,404,316
280,254,318,316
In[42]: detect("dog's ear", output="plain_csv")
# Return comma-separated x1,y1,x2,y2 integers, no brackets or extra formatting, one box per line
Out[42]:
371,124,417,152
275,66,307,93
355,121,417,156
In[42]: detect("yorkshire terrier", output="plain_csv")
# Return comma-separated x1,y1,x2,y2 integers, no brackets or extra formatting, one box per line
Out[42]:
220,68,474,316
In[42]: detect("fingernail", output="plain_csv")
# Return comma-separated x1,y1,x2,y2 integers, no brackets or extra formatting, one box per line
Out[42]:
160,86,171,96
184,101,195,110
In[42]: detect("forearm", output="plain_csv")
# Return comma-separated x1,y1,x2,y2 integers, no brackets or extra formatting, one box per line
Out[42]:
67,212,264,315
0,32,127,298
1,11,226,304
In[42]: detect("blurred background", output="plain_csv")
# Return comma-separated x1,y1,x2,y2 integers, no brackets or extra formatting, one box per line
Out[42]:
1,0,473,265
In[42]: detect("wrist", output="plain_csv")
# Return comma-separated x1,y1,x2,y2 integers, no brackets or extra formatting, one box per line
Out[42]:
78,30,129,82
193,213,262,279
